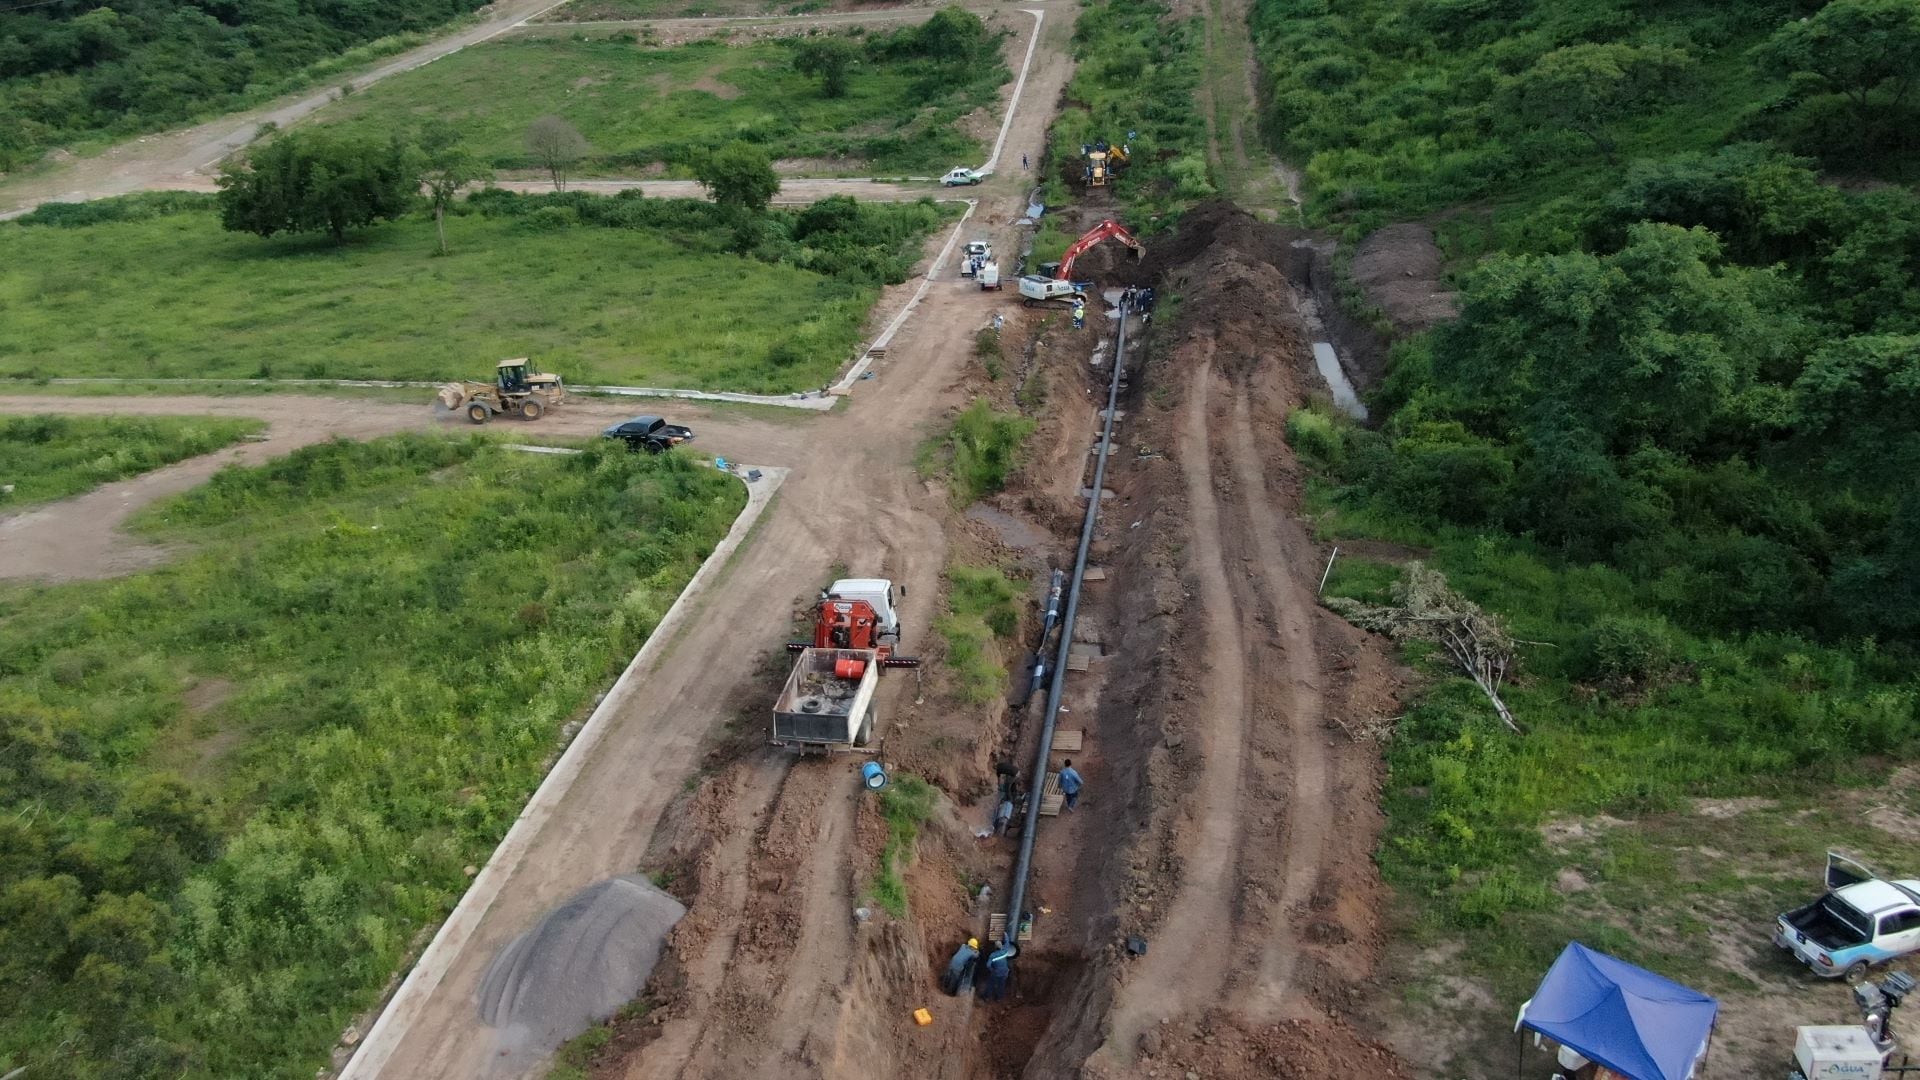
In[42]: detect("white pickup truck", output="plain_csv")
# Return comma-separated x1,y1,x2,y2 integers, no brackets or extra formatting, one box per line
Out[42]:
1776,852,1920,983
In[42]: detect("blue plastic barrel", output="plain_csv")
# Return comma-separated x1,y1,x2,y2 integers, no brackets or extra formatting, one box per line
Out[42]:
862,761,889,790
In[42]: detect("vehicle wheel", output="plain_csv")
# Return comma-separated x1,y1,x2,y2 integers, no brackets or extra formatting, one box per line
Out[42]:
519,399,544,421
1844,961,1871,984
644,440,665,455
466,403,490,424
856,711,874,747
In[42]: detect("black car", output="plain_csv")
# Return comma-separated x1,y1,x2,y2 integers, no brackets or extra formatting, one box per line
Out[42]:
602,415,695,454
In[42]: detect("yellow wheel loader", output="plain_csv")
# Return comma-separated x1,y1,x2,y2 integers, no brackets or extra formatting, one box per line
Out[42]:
436,358,567,424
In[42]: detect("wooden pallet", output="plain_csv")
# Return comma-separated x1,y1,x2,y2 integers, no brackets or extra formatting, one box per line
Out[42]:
988,913,1035,943
1039,771,1064,816
1050,729,1083,752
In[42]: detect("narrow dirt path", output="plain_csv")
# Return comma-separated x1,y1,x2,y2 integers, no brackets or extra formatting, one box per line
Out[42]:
0,401,420,580
764,770,859,1066
1104,353,1248,1051
1195,0,1300,218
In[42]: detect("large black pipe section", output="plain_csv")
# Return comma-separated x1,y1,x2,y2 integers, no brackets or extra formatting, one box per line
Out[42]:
1000,296,1132,952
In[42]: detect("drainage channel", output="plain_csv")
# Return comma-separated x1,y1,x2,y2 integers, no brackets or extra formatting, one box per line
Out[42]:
1000,294,1133,957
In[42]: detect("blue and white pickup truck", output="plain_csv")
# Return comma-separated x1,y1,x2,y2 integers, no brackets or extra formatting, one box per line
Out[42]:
1776,852,1920,983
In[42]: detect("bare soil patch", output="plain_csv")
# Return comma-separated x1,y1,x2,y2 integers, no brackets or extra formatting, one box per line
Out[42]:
1348,223,1458,335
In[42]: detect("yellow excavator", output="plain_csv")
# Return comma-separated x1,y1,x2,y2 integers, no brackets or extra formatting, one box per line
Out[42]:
1082,140,1131,187
435,358,567,423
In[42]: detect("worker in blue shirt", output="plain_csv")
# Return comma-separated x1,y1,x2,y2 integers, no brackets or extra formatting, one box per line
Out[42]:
980,943,1017,1000
1058,760,1083,811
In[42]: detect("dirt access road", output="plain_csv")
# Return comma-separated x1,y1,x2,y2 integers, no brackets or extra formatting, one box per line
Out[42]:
141,174,933,206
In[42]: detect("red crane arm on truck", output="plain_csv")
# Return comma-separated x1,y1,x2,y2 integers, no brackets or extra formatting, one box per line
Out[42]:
1055,219,1145,280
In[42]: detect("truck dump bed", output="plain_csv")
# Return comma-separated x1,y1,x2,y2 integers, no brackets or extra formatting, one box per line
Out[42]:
773,647,880,746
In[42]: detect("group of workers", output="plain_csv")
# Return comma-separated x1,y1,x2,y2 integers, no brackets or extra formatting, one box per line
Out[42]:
942,936,1019,1000
1120,285,1158,322
941,759,1093,1004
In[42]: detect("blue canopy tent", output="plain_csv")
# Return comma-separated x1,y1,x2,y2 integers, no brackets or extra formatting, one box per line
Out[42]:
1514,943,1719,1080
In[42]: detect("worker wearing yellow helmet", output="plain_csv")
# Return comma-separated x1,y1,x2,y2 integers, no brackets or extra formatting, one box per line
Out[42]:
943,937,982,995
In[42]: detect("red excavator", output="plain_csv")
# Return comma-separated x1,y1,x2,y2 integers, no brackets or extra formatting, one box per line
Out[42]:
1019,219,1146,306
1055,219,1144,280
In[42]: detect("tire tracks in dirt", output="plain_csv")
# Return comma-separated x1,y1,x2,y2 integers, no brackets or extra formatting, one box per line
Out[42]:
1226,392,1330,1018
657,759,840,1078
1104,353,1250,1051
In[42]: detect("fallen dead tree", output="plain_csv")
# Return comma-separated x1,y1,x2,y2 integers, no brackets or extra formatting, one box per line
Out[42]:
1324,562,1523,734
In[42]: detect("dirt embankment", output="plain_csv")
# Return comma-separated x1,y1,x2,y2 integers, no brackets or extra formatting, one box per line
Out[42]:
1009,203,1417,1079
1084,199,1399,396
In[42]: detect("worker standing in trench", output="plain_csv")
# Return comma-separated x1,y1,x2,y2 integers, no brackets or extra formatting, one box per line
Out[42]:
943,938,980,995
1058,759,1083,811
979,943,1017,1000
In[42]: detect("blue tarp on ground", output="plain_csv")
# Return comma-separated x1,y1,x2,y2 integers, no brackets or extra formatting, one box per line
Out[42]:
1516,943,1718,1080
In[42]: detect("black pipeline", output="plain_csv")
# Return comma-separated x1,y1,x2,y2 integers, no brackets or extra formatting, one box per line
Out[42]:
1000,295,1132,953
1027,569,1067,696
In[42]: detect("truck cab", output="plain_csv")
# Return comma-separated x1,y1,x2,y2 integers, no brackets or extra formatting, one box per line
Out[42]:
822,578,900,644
1776,853,1920,982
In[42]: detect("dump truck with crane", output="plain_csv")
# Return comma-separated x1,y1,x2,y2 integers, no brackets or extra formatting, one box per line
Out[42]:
437,358,567,423
1017,219,1145,307
773,579,919,751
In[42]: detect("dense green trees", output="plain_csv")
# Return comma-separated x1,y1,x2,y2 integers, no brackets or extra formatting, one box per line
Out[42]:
0,0,489,168
1252,0,1920,226
216,131,414,241
1502,43,1693,163
1755,0,1920,155
695,141,780,215
792,36,858,99
1329,145,1920,641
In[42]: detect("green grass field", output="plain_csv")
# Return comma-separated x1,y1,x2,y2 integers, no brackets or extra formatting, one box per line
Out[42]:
313,35,1002,175
0,434,744,1079
0,414,264,507
0,206,880,393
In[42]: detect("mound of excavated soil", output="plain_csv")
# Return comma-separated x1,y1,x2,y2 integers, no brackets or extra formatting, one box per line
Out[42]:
475,875,686,1066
